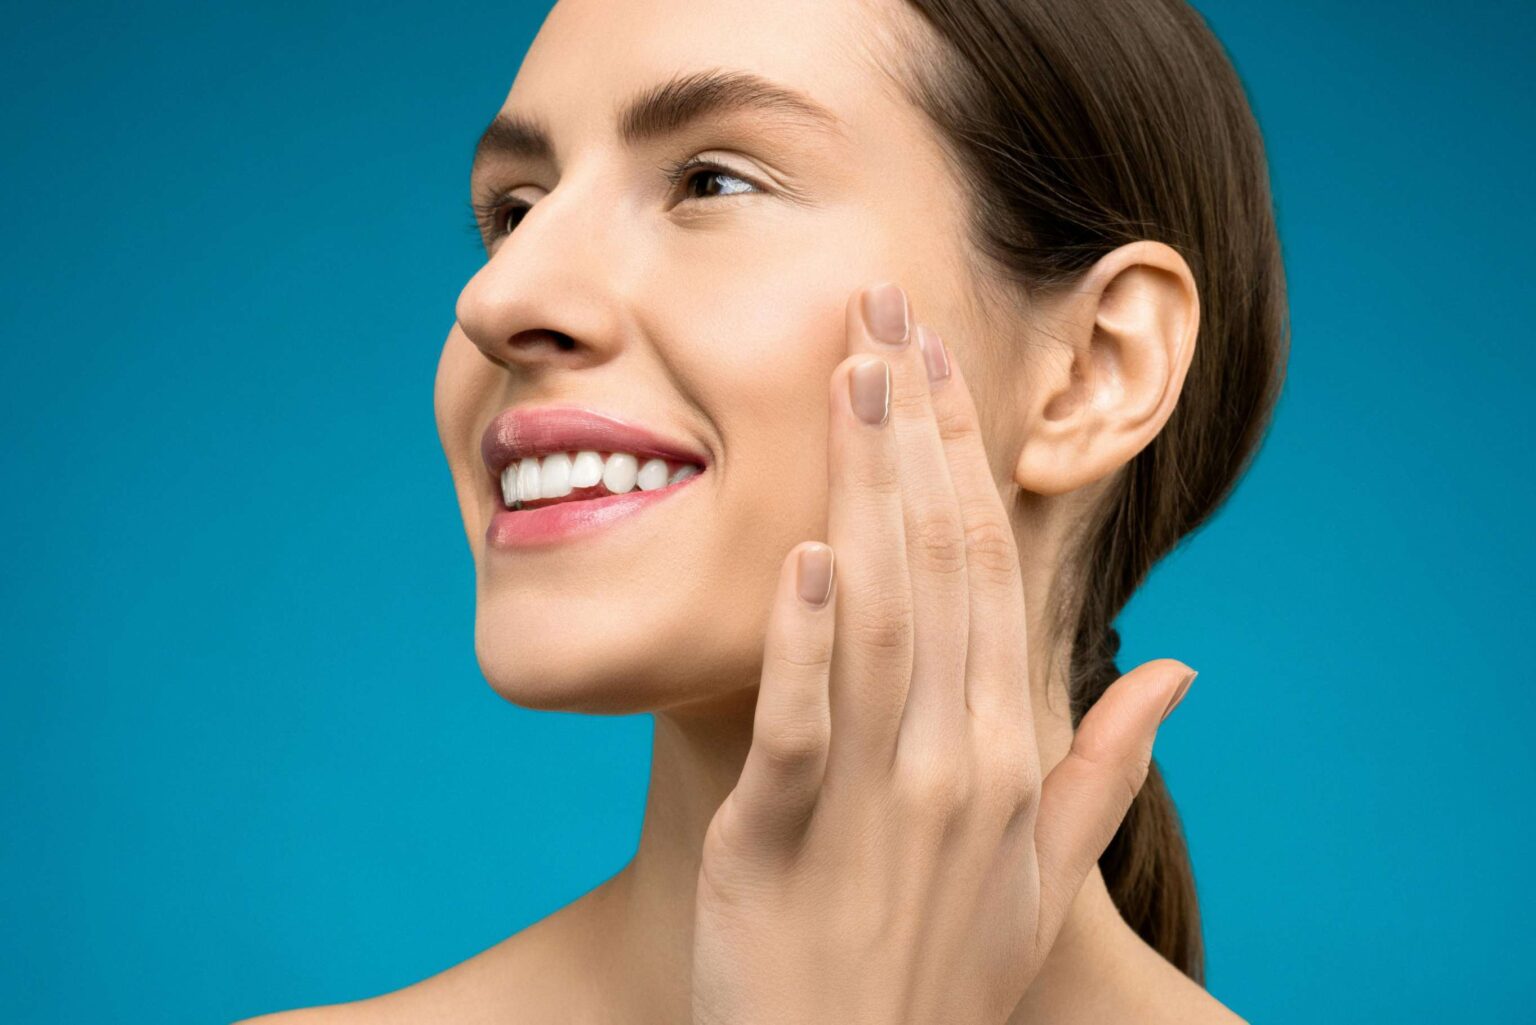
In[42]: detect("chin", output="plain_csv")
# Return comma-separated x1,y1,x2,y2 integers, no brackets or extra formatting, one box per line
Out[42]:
471,585,761,716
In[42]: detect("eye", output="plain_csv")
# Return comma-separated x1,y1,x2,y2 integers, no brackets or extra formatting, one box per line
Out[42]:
467,194,532,244
494,203,530,235
663,157,764,201
467,156,765,247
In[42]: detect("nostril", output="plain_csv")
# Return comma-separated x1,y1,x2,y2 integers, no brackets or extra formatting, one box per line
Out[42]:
506,329,578,356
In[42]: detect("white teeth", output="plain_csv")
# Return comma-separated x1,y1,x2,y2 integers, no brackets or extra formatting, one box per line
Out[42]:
636,457,669,491
570,450,603,488
503,451,704,509
516,457,541,503
539,452,573,498
601,452,639,494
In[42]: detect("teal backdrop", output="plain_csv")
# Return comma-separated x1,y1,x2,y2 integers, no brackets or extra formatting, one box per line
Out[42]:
2,2,1531,1021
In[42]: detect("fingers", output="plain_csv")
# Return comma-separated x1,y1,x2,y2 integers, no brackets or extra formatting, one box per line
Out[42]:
821,334,913,780
840,284,972,769
1028,659,1196,948
917,328,1032,731
730,542,839,853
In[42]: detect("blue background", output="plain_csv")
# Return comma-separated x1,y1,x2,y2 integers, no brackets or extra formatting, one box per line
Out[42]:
3,2,1531,1021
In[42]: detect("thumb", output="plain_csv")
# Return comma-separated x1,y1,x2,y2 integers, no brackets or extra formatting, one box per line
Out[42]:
1031,658,1196,947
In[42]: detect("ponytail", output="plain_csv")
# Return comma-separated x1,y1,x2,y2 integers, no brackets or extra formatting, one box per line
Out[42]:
890,0,1288,983
1101,762,1203,980
1071,623,1202,980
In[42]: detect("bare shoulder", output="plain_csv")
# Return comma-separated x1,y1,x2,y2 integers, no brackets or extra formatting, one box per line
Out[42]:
230,875,624,1025
1116,928,1249,1025
228,933,560,1025
1026,909,1248,1025
228,935,552,1025
231,1001,386,1025
227,964,487,1025
1146,974,1249,1025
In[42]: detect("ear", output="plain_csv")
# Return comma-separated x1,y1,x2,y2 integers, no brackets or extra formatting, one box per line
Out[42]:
1013,241,1199,496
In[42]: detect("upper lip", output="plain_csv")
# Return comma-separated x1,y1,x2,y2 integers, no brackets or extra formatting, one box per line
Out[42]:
480,404,712,478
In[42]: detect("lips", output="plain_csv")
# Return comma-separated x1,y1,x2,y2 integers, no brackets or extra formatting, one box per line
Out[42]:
478,404,711,548
480,404,711,479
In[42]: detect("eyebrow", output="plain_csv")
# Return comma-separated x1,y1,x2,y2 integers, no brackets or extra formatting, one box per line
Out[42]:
471,68,843,169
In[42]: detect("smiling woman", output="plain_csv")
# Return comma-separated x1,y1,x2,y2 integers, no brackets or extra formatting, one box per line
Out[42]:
236,0,1282,1020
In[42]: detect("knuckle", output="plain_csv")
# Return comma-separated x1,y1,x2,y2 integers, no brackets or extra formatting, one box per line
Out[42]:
855,616,911,657
1071,720,1120,767
907,504,968,577
887,379,932,418
1075,728,1152,811
893,753,972,816
770,634,833,672
755,719,830,775
851,452,902,497
962,515,1021,580
976,744,1040,811
931,395,978,443
845,586,912,655
905,772,969,823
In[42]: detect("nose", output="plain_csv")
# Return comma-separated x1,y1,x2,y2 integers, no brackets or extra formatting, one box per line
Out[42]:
454,181,629,375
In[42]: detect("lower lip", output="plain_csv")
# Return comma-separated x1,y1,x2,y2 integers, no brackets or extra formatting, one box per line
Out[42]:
485,473,704,549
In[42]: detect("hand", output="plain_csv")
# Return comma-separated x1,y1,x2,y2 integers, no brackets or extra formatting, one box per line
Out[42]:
689,282,1196,1025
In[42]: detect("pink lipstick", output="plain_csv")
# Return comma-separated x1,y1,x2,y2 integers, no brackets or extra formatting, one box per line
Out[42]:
480,405,709,549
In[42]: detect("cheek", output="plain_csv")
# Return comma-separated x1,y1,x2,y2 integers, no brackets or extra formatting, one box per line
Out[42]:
433,327,473,443
434,327,505,532
676,259,846,467
657,212,895,444
656,258,856,645
652,212,917,561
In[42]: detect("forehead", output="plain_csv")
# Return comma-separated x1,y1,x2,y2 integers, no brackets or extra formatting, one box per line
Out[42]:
502,0,913,150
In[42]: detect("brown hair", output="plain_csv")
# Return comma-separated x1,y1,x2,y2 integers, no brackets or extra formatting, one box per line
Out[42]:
884,0,1289,982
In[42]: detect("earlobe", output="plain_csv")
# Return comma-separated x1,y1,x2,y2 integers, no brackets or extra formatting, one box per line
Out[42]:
1012,241,1199,497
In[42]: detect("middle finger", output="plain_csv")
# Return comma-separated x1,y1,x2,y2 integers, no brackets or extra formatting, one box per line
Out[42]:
841,282,971,778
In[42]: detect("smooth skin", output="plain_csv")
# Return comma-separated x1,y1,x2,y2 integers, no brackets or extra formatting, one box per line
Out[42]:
690,289,1204,1025
236,0,1245,1020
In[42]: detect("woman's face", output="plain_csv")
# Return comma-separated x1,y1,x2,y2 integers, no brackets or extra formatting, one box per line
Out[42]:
435,0,1020,713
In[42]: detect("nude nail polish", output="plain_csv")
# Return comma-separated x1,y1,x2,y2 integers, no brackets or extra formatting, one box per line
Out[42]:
916,325,950,382
861,283,910,345
1161,669,1197,722
796,544,835,607
849,358,890,425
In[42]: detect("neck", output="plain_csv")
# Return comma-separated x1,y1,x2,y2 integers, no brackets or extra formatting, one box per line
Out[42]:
581,673,1148,1024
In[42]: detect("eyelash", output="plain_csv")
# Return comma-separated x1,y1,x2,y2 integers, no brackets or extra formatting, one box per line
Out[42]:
466,157,765,244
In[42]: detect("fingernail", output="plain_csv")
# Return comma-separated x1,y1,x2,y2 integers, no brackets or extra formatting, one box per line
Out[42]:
849,358,890,425
1161,668,1197,722
916,325,950,383
796,543,835,607
861,282,910,346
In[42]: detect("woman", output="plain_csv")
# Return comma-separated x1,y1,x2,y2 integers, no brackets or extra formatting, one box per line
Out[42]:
243,0,1284,1019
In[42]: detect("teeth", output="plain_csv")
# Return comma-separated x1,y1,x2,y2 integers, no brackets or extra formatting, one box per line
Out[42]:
500,465,518,507
539,452,573,498
570,450,603,488
516,457,541,503
636,458,669,491
501,451,704,509
601,452,639,494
